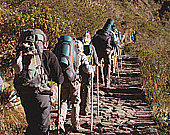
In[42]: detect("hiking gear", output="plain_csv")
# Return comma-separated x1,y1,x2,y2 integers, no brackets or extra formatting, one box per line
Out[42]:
13,29,52,95
54,35,80,82
70,126,91,133
57,84,62,134
97,66,99,116
82,31,93,56
92,19,115,57
92,33,112,60
84,44,93,56
103,19,114,36
91,71,94,131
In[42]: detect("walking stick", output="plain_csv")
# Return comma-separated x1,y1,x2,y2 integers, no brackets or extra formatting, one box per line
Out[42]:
100,58,105,84
57,84,61,135
97,66,99,116
113,47,117,74
91,71,94,131
90,55,94,131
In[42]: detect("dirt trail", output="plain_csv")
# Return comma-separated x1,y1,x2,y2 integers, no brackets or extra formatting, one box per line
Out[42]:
50,54,159,135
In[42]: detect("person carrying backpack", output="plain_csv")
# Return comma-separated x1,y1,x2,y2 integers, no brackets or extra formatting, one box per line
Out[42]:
12,29,64,135
54,36,95,133
0,72,3,90
92,19,115,88
78,31,99,116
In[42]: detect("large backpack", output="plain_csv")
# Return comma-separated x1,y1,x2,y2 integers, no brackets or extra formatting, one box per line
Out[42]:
92,19,114,59
54,35,80,82
13,29,52,95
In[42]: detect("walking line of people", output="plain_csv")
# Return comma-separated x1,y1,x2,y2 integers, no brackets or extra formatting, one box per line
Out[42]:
11,18,131,134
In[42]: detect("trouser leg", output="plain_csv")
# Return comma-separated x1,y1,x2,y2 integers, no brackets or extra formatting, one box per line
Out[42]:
104,53,111,87
21,94,51,135
85,75,91,114
60,82,70,124
99,58,105,84
70,81,81,127
80,74,91,114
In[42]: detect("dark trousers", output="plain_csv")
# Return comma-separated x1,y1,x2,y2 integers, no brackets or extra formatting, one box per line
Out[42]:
99,50,112,86
20,93,51,135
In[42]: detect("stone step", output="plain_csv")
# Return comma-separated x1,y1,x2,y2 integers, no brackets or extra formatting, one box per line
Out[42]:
49,54,158,135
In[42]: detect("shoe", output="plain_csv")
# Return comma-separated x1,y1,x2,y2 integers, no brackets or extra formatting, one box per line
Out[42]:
71,126,91,133
105,83,110,88
80,111,90,116
80,111,86,115
59,122,65,133
55,117,65,133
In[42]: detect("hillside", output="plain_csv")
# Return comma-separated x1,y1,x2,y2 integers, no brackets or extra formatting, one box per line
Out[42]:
0,0,169,134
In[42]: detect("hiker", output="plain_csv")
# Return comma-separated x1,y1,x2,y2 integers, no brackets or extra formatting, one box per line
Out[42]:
0,73,3,90
78,31,99,116
114,29,122,56
54,37,95,133
13,29,64,135
92,19,116,87
132,30,136,43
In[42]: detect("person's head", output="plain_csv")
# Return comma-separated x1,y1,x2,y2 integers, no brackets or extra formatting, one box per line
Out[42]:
75,40,84,53
115,29,118,35
82,31,91,45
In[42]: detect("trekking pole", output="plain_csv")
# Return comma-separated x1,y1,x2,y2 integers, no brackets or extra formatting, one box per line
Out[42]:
57,84,61,135
97,66,99,116
100,58,105,84
113,47,116,74
91,71,94,131
120,48,123,71
116,51,120,84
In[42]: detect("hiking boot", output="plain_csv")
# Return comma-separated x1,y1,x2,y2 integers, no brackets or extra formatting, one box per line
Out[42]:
80,111,90,116
59,122,65,133
105,83,110,88
80,111,86,115
71,126,91,133
55,117,65,133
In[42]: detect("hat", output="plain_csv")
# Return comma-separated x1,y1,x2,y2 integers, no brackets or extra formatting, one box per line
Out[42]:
83,31,91,44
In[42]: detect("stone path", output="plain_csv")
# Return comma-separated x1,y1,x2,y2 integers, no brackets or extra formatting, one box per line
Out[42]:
50,55,159,135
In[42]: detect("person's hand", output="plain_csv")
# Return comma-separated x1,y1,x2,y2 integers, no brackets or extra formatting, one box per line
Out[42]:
92,66,95,72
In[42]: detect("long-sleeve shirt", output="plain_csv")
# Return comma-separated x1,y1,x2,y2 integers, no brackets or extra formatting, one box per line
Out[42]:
43,49,64,84
91,44,99,66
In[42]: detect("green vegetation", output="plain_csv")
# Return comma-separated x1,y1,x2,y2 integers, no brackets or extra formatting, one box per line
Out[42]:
0,0,169,134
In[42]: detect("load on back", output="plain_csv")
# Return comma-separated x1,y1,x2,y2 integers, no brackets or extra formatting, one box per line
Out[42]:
92,19,115,59
13,29,52,95
54,35,80,82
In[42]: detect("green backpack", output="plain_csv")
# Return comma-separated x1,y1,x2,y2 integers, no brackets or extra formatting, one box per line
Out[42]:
13,29,52,95
54,35,80,82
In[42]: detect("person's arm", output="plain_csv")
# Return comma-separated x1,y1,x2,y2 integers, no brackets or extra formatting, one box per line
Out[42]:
80,53,95,74
0,76,3,86
43,50,64,84
91,45,99,66
50,52,64,84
